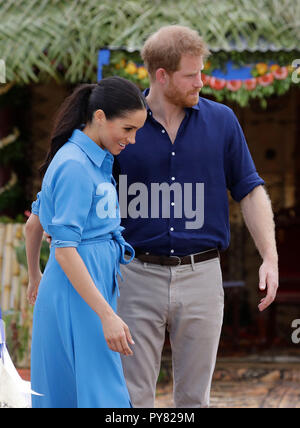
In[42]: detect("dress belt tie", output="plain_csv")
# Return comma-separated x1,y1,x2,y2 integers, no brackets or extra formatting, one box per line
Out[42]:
80,231,135,297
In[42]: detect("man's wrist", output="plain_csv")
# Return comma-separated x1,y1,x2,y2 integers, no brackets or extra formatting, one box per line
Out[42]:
262,251,278,264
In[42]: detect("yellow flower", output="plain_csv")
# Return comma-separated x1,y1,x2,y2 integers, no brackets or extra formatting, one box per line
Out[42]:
204,61,211,70
256,63,268,75
270,64,280,72
115,59,126,69
137,66,148,80
124,62,138,75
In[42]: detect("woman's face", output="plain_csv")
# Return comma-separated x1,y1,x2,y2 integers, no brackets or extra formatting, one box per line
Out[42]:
94,109,147,155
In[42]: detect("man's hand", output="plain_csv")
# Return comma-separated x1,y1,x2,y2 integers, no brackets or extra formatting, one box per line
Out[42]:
240,186,279,312
258,259,278,311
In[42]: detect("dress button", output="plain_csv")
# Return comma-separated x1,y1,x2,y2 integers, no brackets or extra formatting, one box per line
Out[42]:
171,177,175,181
170,249,174,254
170,227,174,232
172,152,175,156
162,129,166,133
171,202,175,206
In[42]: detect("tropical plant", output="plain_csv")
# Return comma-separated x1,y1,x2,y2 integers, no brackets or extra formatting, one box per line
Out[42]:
1,0,299,84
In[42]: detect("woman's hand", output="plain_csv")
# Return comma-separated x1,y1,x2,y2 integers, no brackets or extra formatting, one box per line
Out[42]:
101,312,135,356
54,247,135,356
27,271,42,305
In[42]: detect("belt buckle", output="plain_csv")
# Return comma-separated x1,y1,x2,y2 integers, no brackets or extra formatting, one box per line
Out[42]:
169,255,182,266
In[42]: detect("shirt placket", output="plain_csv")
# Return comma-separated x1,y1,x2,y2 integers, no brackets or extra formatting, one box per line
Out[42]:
157,123,178,256
163,114,189,256
148,109,188,256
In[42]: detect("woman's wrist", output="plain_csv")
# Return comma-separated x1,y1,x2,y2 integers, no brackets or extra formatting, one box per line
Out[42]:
28,268,42,279
97,304,115,321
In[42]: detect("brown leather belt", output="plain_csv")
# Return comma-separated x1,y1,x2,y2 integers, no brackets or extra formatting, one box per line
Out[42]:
134,248,219,266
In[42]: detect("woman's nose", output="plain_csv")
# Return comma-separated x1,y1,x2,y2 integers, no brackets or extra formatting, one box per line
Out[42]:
127,135,136,144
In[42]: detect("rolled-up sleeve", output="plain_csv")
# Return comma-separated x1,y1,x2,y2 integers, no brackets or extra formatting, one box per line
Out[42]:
31,191,41,216
225,110,265,202
48,160,93,248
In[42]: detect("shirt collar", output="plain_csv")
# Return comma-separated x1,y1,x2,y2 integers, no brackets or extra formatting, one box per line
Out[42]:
68,129,113,168
143,88,201,113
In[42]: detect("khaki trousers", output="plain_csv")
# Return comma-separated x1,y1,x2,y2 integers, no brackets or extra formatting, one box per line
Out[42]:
118,255,224,408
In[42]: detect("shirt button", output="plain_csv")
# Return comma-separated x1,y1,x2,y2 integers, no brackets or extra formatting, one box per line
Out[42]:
170,249,174,254
170,227,174,232
171,177,175,181
162,129,166,133
171,152,175,156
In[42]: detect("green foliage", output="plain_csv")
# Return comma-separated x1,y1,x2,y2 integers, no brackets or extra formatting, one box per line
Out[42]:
0,86,31,218
2,308,33,366
0,184,28,217
15,240,50,273
103,49,299,108
0,0,299,84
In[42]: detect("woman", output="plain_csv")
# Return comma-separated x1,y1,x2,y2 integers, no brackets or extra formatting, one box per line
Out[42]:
25,77,147,408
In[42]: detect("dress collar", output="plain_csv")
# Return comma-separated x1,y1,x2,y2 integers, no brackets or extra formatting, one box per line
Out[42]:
68,129,113,168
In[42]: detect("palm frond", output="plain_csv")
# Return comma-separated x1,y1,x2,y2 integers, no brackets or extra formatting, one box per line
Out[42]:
0,0,299,84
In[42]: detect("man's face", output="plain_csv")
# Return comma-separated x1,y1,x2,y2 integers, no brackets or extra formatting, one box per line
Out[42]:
164,54,204,108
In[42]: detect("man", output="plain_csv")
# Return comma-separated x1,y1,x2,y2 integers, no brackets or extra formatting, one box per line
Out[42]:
114,25,278,408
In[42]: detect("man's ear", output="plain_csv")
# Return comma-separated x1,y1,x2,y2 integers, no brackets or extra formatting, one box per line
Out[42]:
155,68,168,85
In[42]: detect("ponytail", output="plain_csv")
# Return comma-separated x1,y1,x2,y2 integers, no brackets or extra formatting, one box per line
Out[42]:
39,77,146,177
39,84,96,176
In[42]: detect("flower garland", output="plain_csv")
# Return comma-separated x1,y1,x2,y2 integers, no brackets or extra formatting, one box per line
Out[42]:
200,61,299,107
112,58,149,89
103,53,299,108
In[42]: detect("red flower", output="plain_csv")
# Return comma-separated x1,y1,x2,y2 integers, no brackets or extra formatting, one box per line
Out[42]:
257,73,274,87
272,66,289,80
209,77,226,90
244,78,257,90
201,73,211,86
226,80,242,91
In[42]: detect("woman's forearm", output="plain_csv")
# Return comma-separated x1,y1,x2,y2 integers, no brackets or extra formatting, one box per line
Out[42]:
25,214,44,277
55,247,114,320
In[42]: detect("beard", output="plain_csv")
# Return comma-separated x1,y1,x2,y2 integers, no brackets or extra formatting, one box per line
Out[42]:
164,80,200,108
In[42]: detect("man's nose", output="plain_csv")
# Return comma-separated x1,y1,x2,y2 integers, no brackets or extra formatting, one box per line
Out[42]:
194,72,203,88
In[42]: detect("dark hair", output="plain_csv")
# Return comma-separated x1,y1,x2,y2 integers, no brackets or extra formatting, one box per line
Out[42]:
39,76,146,176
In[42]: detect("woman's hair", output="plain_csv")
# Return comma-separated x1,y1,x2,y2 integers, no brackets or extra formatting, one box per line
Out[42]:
39,76,146,176
141,25,210,81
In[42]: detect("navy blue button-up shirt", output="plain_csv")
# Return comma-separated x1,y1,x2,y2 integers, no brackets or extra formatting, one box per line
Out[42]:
114,95,264,256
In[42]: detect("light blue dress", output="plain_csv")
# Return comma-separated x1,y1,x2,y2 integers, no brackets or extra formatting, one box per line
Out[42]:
30,129,134,408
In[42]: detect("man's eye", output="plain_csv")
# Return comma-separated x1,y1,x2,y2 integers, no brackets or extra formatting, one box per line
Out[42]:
124,128,132,131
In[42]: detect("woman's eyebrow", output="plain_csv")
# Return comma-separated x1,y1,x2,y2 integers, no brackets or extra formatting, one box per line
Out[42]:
124,124,138,129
